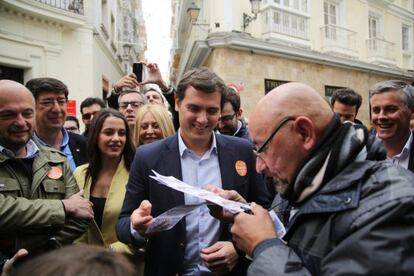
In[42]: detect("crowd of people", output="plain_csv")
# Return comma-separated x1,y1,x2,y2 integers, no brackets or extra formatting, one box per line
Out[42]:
0,61,414,276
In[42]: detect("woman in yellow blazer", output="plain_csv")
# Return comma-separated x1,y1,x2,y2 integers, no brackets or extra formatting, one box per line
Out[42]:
73,109,136,254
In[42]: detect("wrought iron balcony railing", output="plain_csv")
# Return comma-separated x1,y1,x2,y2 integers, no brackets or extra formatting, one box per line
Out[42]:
33,0,84,15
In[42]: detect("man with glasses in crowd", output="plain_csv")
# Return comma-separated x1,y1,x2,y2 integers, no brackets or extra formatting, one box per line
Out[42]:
64,116,81,134
80,97,105,137
118,90,147,132
217,88,251,142
26,78,87,171
211,82,414,275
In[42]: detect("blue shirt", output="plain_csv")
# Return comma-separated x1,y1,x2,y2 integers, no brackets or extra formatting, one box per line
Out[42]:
34,128,76,171
0,139,39,159
178,130,222,276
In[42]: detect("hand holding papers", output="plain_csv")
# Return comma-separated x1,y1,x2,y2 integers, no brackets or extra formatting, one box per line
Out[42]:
146,170,252,234
150,170,252,214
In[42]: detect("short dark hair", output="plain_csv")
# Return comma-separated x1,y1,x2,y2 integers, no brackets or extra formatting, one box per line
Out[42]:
85,108,135,185
331,88,362,112
10,245,136,276
25,77,69,100
223,87,241,112
65,115,80,128
118,90,147,104
176,67,226,109
80,97,106,114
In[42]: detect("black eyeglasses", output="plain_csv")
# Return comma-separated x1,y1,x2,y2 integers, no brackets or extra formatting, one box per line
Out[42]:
219,113,237,122
119,101,144,109
253,116,295,157
82,111,97,121
38,98,67,108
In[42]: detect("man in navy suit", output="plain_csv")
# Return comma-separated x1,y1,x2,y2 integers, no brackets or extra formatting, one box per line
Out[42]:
117,68,271,275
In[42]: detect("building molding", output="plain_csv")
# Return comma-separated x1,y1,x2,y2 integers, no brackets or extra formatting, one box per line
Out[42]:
1,0,85,29
184,31,414,80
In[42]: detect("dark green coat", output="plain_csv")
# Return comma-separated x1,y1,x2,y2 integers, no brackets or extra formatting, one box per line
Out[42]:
0,142,88,256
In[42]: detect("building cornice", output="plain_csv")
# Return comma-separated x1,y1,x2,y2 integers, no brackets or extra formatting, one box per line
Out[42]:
185,31,414,80
1,0,85,29
363,0,414,21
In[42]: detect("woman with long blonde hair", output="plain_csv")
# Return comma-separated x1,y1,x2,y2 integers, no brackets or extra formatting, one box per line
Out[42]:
134,104,175,146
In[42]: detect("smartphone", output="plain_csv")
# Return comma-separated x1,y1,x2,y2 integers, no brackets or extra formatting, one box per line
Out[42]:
133,62,144,82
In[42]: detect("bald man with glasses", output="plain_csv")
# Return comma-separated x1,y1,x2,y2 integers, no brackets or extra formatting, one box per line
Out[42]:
210,82,414,275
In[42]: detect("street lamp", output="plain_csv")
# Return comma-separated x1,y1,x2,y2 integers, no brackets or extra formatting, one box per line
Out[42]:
187,1,209,27
243,0,262,31
187,1,200,23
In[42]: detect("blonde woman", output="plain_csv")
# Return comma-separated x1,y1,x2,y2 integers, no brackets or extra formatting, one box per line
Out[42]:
134,104,175,146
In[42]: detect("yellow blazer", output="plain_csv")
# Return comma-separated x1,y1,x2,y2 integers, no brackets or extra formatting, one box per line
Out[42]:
73,159,133,255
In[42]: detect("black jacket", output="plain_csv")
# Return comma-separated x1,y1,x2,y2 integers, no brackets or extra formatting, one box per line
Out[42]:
68,132,87,166
250,160,414,275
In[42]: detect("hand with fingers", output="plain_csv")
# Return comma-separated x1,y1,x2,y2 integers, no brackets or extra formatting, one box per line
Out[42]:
200,241,238,275
140,63,169,90
205,185,247,222
1,249,29,276
113,74,140,93
62,190,94,220
131,200,154,237
231,203,277,257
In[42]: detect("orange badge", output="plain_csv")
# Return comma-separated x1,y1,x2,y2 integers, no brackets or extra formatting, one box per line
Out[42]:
235,160,247,176
47,166,63,179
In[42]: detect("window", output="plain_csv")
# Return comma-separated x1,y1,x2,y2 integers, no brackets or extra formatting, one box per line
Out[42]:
368,15,380,50
265,79,290,94
324,1,338,39
301,0,308,12
273,11,280,24
325,85,346,100
368,17,378,38
402,25,410,51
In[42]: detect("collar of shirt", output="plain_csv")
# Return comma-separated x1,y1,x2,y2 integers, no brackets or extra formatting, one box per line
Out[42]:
387,131,413,166
233,119,243,136
0,139,39,159
34,128,69,150
178,129,218,159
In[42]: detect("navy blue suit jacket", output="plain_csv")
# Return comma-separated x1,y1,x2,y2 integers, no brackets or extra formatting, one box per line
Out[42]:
117,133,271,275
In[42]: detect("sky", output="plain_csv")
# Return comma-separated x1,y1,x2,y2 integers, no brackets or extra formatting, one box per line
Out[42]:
142,0,173,79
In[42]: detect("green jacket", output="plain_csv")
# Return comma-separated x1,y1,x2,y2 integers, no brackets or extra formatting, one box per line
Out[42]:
0,142,88,255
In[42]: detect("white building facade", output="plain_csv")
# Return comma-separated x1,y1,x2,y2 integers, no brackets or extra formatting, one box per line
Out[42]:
0,0,146,117
170,0,414,124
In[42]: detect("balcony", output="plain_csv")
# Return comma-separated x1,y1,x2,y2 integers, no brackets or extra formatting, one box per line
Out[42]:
2,0,85,28
262,8,310,48
320,25,358,58
33,0,84,15
366,37,396,66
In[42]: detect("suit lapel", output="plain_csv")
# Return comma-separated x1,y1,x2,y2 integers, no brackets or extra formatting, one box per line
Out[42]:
159,134,184,206
216,134,236,190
